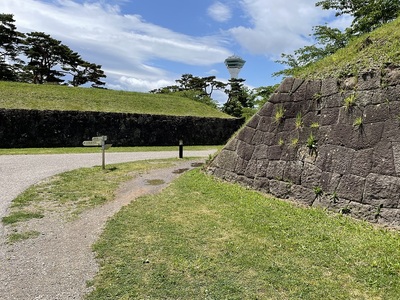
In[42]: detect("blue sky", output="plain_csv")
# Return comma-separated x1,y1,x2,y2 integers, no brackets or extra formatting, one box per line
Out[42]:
1,0,351,103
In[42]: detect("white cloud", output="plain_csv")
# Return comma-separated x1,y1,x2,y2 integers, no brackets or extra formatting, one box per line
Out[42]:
0,0,353,92
208,2,232,23
229,0,334,57
111,76,175,92
0,0,231,91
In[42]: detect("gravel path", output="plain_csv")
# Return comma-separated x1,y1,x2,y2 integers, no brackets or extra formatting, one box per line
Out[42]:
0,150,215,300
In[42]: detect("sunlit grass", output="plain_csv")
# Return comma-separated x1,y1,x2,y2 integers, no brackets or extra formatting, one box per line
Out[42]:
87,169,400,299
0,145,222,155
0,81,231,118
294,17,400,79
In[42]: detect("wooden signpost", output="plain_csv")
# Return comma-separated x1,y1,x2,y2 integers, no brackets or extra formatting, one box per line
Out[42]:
82,136,112,169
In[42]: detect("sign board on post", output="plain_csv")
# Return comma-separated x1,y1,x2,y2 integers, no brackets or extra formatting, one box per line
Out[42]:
82,136,112,169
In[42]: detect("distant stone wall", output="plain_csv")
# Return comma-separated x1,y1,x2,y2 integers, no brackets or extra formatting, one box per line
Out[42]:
208,68,400,227
0,109,244,147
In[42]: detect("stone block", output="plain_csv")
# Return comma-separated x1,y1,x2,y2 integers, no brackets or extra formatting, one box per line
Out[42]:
291,79,305,94
380,84,400,103
266,160,286,180
268,145,284,160
321,78,339,96
305,80,322,101
377,208,400,227
289,184,315,206
269,179,291,199
363,174,400,208
247,113,260,129
350,148,374,177
254,178,270,193
320,107,339,126
258,102,274,117
358,71,381,90
351,122,384,150
363,104,390,123
234,156,248,175
256,116,273,132
283,160,303,185
291,81,307,102
270,93,291,104
319,172,341,194
237,126,256,144
346,201,376,223
237,140,255,161
336,174,365,202
372,140,396,176
277,77,295,93
301,162,322,189
324,94,342,108
224,138,239,151
324,145,355,174
382,67,400,86
244,160,259,179
212,150,238,172
252,144,270,160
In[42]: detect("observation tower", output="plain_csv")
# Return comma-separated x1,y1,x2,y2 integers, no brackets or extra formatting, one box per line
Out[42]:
224,55,246,79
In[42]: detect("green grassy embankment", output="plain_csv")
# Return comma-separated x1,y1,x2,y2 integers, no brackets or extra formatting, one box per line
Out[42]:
293,17,400,79
0,81,231,118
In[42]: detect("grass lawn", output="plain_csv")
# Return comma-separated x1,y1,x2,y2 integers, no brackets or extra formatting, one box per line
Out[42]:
0,145,222,155
2,160,176,226
87,169,400,300
0,81,230,118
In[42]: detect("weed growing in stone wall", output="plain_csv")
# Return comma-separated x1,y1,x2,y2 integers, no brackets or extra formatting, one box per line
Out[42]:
344,93,357,111
310,122,320,129
306,133,317,155
278,137,285,146
291,138,299,147
312,93,322,101
353,116,363,129
340,206,352,215
313,186,323,198
295,112,303,129
330,191,339,203
274,105,285,123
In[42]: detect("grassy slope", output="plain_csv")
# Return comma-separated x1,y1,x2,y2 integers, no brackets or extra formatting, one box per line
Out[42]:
294,17,400,79
0,81,231,118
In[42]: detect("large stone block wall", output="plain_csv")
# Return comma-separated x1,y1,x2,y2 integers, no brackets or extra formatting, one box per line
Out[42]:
0,109,244,148
208,68,400,227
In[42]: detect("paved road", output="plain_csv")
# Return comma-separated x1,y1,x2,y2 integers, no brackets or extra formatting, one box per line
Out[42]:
0,150,216,234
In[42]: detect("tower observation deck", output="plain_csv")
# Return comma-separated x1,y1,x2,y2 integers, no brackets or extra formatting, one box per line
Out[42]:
224,55,246,79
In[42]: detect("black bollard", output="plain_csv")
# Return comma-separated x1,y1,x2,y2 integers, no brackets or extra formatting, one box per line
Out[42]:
179,139,183,159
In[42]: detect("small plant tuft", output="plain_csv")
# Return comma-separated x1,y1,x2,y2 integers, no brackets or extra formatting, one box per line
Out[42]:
313,93,322,101
313,186,323,198
274,105,286,123
353,116,363,128
295,112,303,129
291,138,299,147
278,137,285,146
2,211,44,225
330,191,339,203
306,133,317,155
7,231,41,244
344,93,357,111
375,204,384,219
340,206,352,215
310,122,320,129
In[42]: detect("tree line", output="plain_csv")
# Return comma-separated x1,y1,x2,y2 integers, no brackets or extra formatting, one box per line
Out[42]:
275,0,400,76
0,14,106,87
150,73,278,119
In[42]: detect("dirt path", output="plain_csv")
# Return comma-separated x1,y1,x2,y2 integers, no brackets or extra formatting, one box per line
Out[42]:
0,159,204,300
